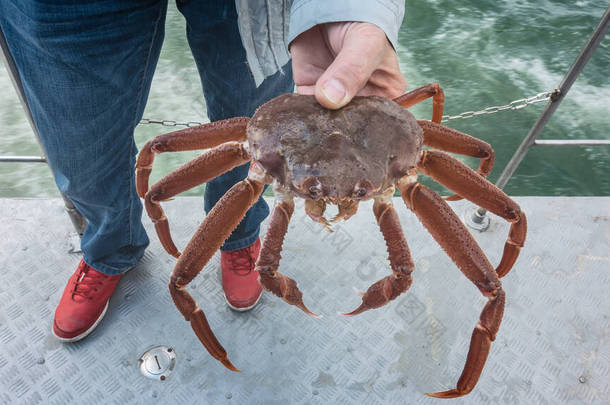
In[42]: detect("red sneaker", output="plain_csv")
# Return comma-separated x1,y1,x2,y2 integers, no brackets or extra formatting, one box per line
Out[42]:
221,238,263,311
52,259,123,342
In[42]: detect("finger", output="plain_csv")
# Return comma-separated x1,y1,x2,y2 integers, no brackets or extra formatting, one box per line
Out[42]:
358,65,407,99
290,26,334,88
293,63,326,88
314,26,387,109
296,85,316,95
354,83,387,97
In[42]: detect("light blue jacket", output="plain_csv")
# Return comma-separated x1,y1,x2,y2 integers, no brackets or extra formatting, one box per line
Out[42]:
235,0,405,85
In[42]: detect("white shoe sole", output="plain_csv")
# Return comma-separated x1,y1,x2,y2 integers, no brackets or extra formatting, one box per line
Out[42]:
225,291,263,312
52,300,109,343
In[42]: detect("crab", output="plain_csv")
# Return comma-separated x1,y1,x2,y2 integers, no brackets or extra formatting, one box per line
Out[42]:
135,83,526,398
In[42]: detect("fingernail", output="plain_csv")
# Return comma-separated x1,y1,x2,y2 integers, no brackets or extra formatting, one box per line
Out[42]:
321,78,347,105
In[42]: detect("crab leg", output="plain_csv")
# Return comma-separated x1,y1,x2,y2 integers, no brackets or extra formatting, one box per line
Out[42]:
343,193,414,316
144,142,250,257
393,83,445,123
169,176,265,372
136,117,249,197
418,121,494,201
418,150,526,278
399,180,505,398
257,196,319,318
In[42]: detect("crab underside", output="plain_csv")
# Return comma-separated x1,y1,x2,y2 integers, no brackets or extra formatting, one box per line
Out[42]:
135,83,526,398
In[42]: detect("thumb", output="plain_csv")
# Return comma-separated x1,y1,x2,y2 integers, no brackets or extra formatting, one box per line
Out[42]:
314,29,384,109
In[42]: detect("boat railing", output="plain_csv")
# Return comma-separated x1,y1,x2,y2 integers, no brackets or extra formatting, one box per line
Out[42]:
465,6,609,230
1,6,608,236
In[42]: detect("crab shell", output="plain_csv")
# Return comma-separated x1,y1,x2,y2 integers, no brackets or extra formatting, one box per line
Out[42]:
247,94,423,202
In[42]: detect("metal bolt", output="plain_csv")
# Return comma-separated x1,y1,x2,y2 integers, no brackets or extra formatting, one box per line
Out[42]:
464,206,490,232
550,88,561,102
472,208,487,223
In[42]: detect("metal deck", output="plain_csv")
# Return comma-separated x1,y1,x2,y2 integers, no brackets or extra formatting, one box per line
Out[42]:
1,197,608,404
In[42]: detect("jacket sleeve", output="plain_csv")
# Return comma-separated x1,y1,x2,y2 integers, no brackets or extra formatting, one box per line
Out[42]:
235,0,405,87
235,0,293,87
288,0,405,49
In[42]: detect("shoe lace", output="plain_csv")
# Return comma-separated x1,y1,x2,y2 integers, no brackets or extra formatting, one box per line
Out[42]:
227,245,256,276
72,263,109,301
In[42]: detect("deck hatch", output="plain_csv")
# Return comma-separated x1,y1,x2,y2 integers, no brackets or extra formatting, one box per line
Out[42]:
139,345,176,381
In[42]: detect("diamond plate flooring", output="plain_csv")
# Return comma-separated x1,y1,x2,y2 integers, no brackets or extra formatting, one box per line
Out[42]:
0,197,608,404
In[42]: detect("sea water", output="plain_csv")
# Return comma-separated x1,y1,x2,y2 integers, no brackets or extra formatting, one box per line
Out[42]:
1,1,608,197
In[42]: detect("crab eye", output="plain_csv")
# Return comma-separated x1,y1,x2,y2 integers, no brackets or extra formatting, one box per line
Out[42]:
309,185,321,196
302,177,323,198
353,179,374,198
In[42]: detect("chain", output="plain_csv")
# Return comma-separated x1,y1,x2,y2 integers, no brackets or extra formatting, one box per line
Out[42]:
441,89,559,123
138,89,560,127
138,118,205,128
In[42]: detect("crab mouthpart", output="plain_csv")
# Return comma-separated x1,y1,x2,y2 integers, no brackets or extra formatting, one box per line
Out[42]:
305,199,333,231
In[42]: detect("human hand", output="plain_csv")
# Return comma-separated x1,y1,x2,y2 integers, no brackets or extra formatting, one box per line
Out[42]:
290,22,407,109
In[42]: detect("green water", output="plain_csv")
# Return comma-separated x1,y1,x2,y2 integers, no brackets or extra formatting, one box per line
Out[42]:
1,1,608,198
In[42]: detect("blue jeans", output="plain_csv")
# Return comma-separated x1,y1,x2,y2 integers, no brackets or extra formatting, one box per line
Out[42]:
0,0,294,275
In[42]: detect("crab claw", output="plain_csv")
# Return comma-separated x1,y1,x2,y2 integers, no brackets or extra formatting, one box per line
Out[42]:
299,304,322,319
317,216,334,232
258,270,321,318
425,389,469,399
341,306,367,317
443,194,463,202
221,359,241,373
170,285,240,372
329,213,344,223
341,274,412,316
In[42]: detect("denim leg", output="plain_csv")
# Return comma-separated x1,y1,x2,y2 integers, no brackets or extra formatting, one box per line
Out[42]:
177,0,294,251
0,1,169,274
